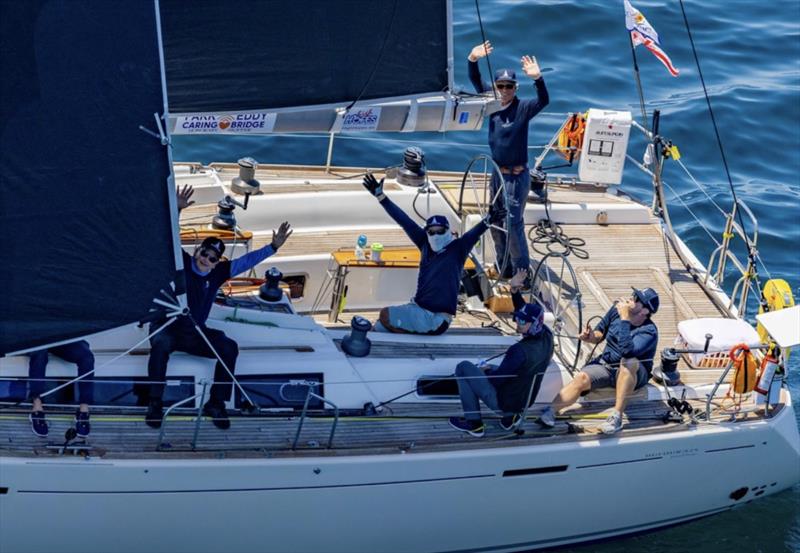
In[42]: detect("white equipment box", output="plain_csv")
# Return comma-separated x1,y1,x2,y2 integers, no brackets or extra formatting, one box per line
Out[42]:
578,109,632,185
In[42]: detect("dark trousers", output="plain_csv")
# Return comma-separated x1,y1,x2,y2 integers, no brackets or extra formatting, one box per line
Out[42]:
147,325,238,405
490,169,531,275
28,340,94,404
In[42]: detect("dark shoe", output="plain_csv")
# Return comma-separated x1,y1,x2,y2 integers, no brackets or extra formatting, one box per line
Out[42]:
75,409,91,438
500,413,521,431
203,403,231,430
536,406,556,429
145,400,163,429
448,416,485,437
30,411,48,437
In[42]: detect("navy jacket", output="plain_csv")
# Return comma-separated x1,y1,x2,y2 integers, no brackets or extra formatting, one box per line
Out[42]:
486,291,554,412
592,307,659,373
379,197,488,315
178,244,276,328
468,60,549,166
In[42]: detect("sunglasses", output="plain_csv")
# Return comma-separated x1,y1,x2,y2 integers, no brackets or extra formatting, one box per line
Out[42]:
199,250,219,263
426,227,448,236
496,83,515,90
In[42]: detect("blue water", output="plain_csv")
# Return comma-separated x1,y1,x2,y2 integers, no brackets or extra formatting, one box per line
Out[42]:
172,1,800,550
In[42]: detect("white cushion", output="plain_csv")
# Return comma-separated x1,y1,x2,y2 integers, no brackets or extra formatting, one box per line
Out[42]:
677,318,761,364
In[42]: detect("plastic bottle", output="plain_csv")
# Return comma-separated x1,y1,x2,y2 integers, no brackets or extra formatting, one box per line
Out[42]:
355,234,368,260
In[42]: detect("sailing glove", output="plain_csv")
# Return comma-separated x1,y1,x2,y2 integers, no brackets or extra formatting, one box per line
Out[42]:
363,173,386,201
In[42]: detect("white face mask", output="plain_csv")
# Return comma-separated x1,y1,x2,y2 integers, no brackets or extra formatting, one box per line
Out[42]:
428,232,453,252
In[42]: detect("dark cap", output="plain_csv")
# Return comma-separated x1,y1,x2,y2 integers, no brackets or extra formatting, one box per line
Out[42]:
200,237,225,258
424,215,450,230
632,287,659,314
494,68,517,83
512,302,545,334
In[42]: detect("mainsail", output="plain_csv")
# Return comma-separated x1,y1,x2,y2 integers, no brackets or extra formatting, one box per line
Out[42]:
0,1,183,355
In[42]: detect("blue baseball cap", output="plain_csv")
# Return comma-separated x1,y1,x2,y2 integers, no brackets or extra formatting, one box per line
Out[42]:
494,68,517,83
512,302,545,334
424,215,450,230
632,287,659,314
200,237,225,257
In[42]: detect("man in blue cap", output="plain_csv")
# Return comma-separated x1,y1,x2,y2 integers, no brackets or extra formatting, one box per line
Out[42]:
538,287,660,434
362,172,504,334
467,40,550,281
449,269,554,436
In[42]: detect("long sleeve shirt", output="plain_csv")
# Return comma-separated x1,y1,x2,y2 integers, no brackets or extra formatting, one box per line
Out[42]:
379,196,488,315
592,306,659,373
179,243,276,327
485,291,554,412
468,60,549,166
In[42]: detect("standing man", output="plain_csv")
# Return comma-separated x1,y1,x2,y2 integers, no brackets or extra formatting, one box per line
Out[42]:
468,40,549,281
145,185,293,430
362,172,504,334
28,340,94,438
538,288,660,435
449,269,553,436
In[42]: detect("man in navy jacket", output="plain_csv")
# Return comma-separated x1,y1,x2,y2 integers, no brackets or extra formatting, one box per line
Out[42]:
362,173,503,334
468,40,549,280
145,185,292,430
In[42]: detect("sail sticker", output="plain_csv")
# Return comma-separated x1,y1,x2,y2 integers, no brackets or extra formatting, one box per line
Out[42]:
174,112,277,134
342,108,381,131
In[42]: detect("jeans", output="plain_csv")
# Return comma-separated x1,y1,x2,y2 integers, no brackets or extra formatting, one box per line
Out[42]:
147,325,238,405
28,340,94,404
455,361,503,422
490,169,531,275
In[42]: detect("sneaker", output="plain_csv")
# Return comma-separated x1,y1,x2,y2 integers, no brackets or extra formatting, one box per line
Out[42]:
499,413,521,431
203,403,231,430
145,399,163,429
599,410,623,435
536,406,556,428
74,409,91,438
448,417,485,438
30,411,48,437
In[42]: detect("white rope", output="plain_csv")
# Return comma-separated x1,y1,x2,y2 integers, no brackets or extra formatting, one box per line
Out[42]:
673,158,729,217
661,180,723,248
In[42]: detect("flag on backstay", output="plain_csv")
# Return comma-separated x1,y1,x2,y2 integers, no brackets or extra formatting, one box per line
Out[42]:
624,0,680,77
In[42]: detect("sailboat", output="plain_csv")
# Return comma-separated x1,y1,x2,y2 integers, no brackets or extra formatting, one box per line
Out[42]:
1,2,798,553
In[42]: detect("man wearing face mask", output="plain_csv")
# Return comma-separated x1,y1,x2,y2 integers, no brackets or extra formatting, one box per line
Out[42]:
538,287,660,435
449,269,554,437
468,40,549,282
362,173,504,334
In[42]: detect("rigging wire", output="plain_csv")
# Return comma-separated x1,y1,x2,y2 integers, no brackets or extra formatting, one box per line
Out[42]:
474,0,498,100
678,0,763,294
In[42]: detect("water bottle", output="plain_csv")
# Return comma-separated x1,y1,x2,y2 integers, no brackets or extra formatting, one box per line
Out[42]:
355,234,368,260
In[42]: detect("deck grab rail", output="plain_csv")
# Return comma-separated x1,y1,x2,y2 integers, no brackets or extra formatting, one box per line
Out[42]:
292,381,339,450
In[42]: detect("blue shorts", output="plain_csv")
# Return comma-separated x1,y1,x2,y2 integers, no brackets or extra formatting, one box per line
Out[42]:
383,302,452,334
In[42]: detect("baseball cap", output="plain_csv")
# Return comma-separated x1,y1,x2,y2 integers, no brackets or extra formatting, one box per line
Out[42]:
494,68,517,83
200,237,225,258
512,302,545,334
424,215,450,230
632,287,659,314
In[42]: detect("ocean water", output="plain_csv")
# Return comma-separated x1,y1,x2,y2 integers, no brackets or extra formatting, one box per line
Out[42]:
172,1,800,551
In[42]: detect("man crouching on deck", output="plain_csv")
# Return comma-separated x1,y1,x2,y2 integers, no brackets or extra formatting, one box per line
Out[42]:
144,185,292,430
538,288,659,435
362,167,504,335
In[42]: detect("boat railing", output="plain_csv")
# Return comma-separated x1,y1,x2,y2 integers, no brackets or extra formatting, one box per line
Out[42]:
292,381,339,450
156,379,209,451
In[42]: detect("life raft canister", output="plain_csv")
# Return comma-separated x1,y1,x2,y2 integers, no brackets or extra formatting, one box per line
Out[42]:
556,112,587,161
728,343,758,395
757,278,795,360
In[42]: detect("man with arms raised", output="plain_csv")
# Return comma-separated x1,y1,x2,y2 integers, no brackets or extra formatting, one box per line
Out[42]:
145,185,292,430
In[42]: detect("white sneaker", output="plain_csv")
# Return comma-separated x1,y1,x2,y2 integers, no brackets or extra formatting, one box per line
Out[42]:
599,410,623,435
537,406,556,428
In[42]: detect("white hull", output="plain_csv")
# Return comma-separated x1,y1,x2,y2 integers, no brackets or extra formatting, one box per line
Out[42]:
1,394,798,553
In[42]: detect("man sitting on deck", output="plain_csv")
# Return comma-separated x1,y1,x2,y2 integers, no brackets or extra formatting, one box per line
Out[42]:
144,185,293,430
538,288,660,435
362,173,504,334
449,269,554,437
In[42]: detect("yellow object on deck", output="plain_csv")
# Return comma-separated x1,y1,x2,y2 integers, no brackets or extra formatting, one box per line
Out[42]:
758,279,795,358
331,247,476,269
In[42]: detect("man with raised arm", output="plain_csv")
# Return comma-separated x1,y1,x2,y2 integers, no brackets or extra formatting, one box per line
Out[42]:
144,185,293,430
538,288,660,435
468,40,549,282
449,269,554,437
362,172,504,334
